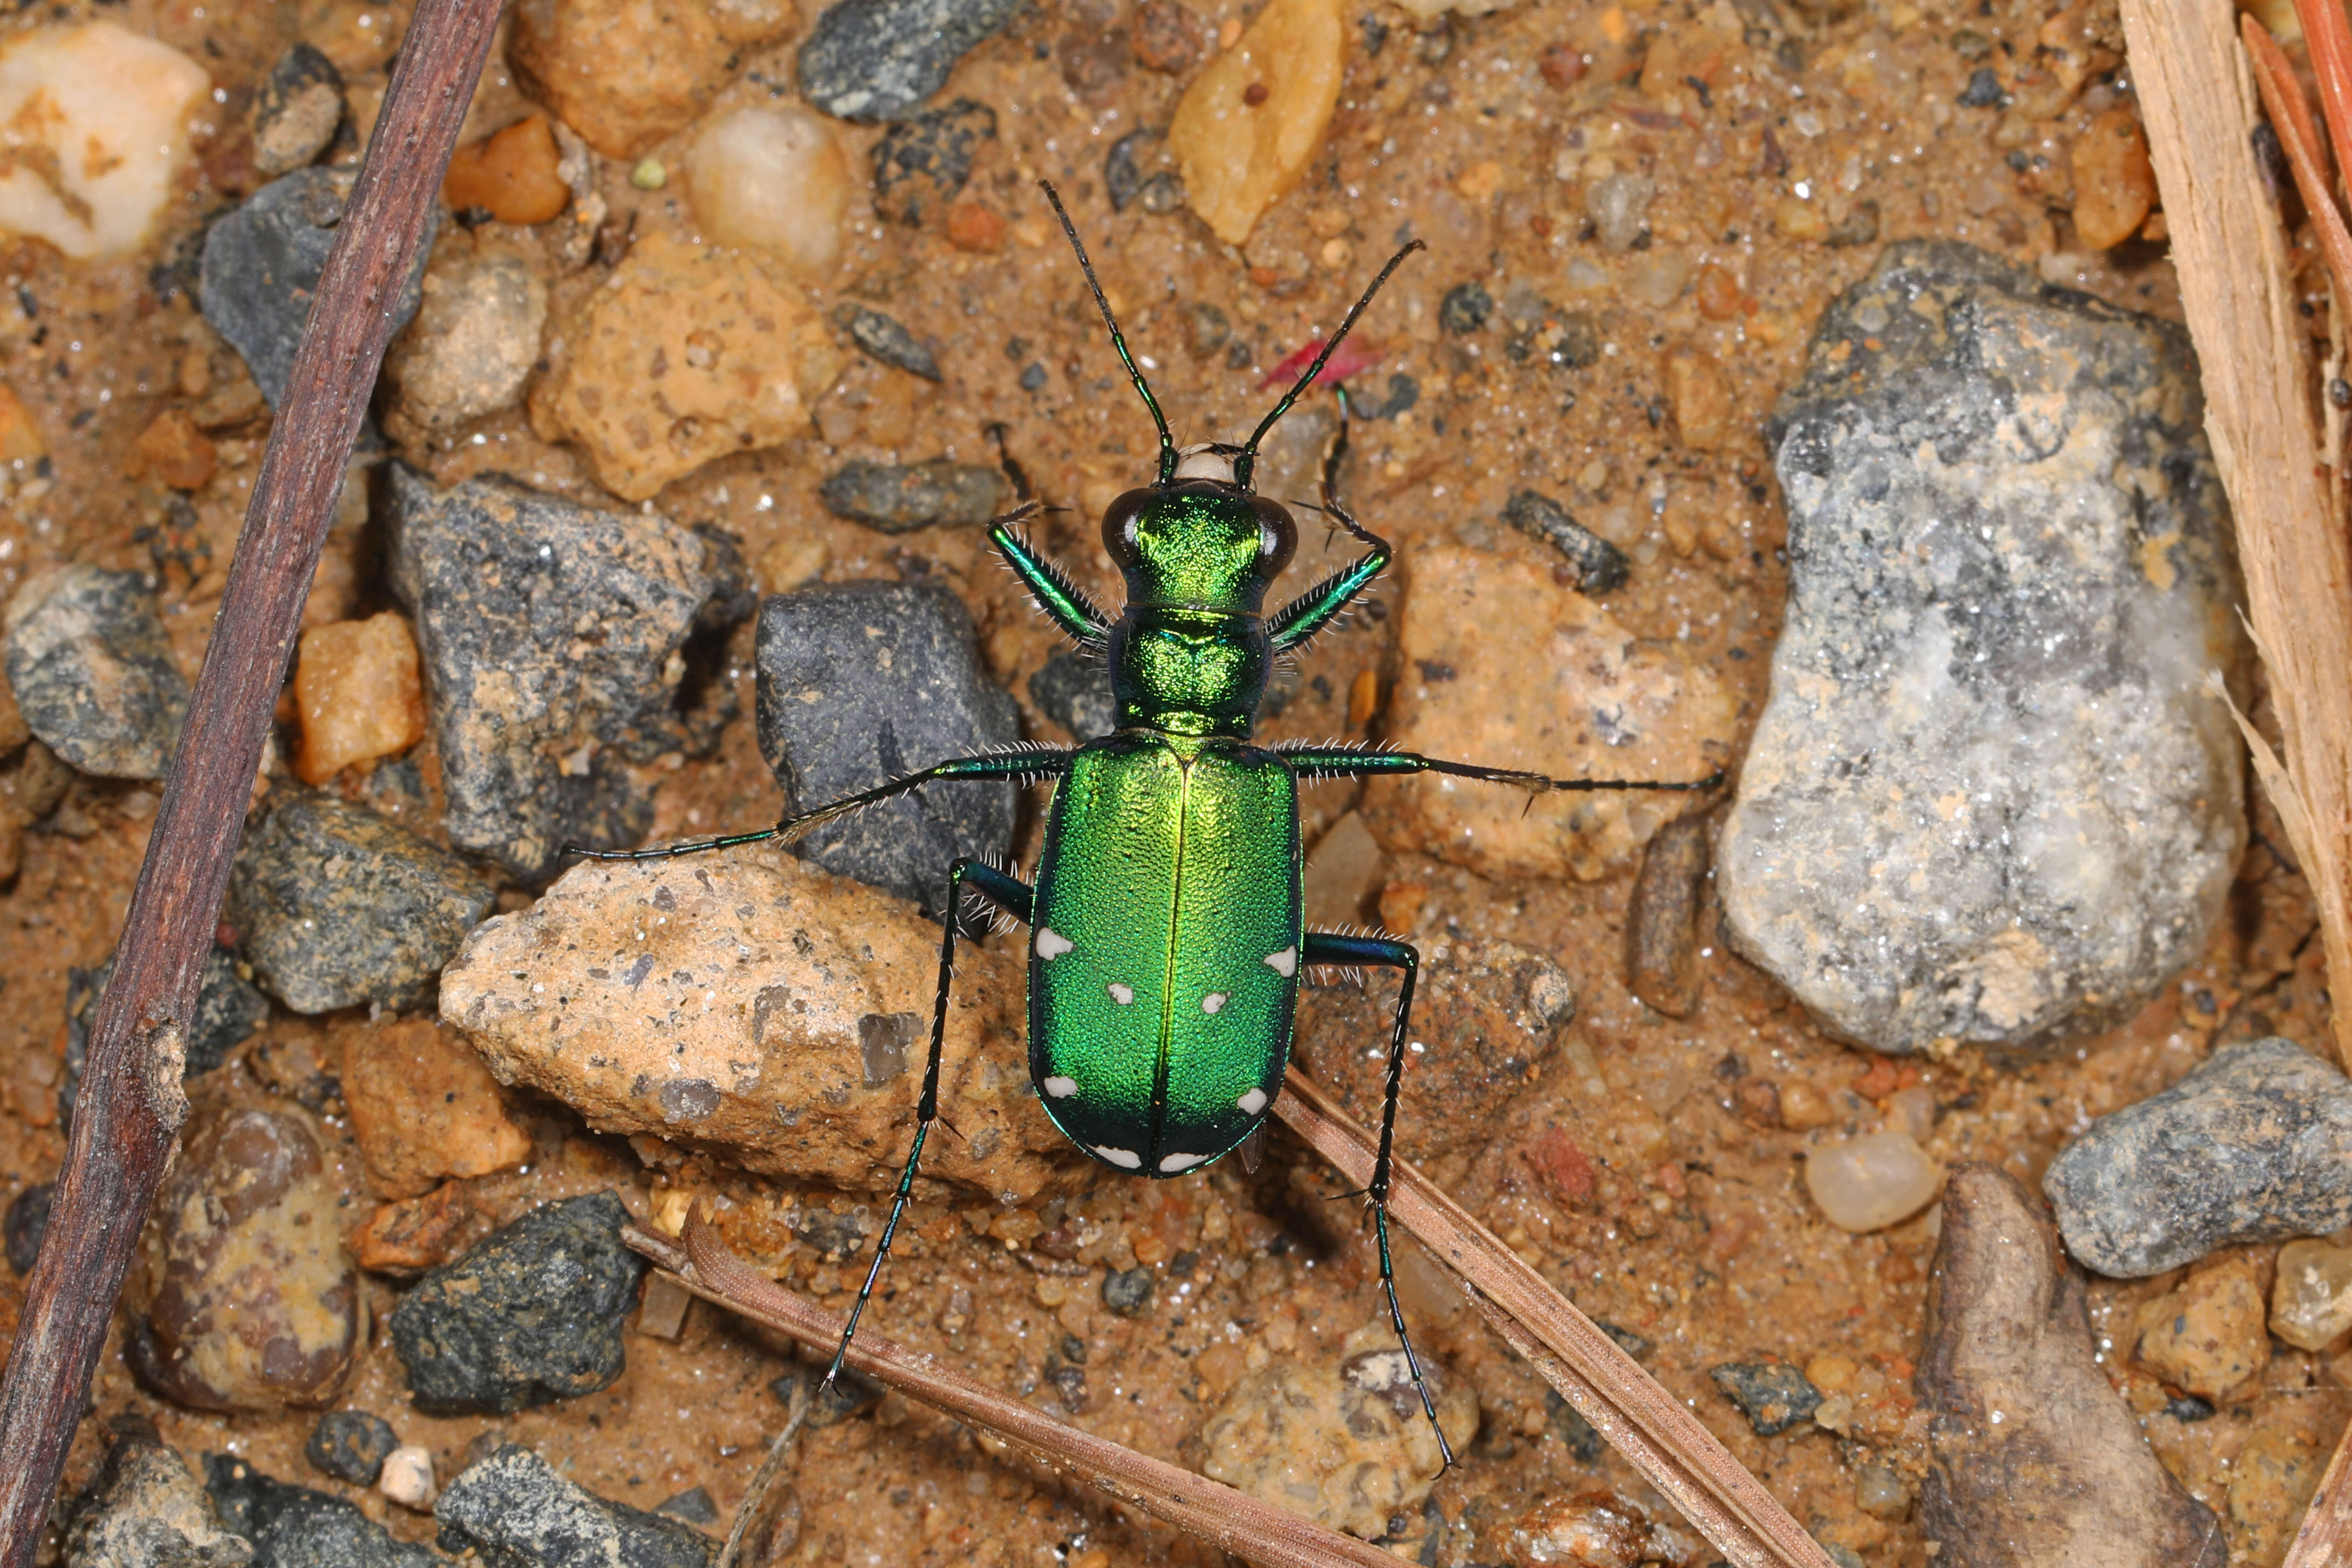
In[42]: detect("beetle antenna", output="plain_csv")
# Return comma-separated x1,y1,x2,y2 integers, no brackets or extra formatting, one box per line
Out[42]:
1037,179,1179,485
1235,239,1424,491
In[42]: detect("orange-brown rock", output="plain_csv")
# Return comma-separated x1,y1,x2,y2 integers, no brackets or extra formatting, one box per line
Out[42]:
509,0,735,160
442,114,570,224
341,1015,533,1198
134,407,217,490
348,1180,495,1275
292,610,426,783
0,384,41,465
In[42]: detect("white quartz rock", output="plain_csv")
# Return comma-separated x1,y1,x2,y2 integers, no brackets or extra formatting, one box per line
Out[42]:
0,23,210,260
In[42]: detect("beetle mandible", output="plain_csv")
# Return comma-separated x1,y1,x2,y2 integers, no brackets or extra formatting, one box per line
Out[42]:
574,182,1723,1465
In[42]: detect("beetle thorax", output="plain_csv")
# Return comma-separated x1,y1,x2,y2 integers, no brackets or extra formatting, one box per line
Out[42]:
1101,479,1297,738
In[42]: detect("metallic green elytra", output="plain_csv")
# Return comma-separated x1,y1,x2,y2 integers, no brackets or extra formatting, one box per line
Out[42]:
570,179,1726,1474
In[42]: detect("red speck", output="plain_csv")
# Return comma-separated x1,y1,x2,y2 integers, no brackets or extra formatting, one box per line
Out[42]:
1257,334,1386,390
1528,1126,1596,1204
1539,42,1586,86
1243,81,1269,106
1651,1161,1686,1199
1851,1055,1899,1101
215,923,239,950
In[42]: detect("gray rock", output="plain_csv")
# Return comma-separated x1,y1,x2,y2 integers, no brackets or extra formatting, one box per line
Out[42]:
840,305,940,380
65,1416,252,1568
1500,489,1628,595
819,460,1007,532
1027,647,1115,739
870,98,995,220
62,949,267,1128
755,581,1020,912
4,566,190,780
1105,128,1155,212
654,1488,718,1526
250,44,343,177
1717,241,2244,1055
199,168,435,408
435,1445,712,1568
1918,1164,2226,1568
227,785,493,1013
384,465,726,880
382,233,548,440
1101,1266,1153,1315
388,1190,646,1415
304,1412,398,1487
1438,282,1491,335
2044,1037,2352,1276
204,1456,436,1568
1708,1363,1821,1436
5,1181,49,1275
799,0,1017,121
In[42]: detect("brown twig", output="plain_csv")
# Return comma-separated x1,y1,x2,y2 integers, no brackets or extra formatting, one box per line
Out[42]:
0,1,501,1558
2244,19,2352,308
629,1219,1403,1568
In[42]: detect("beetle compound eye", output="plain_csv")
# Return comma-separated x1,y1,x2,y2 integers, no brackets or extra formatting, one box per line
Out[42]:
1250,497,1298,577
1099,488,1156,567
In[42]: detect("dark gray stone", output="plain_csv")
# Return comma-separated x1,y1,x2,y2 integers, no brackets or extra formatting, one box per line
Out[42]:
250,44,343,177
800,0,1017,121
435,1445,713,1567
1543,1389,1602,1463
1349,371,1419,421
1182,301,1229,360
200,169,435,408
820,461,1006,532
1501,490,1629,595
841,306,941,380
388,1191,646,1415
654,1489,718,1527
1958,66,2007,107
1136,172,1185,215
64,1416,252,1568
756,582,1020,912
1438,282,1491,335
1027,647,1115,740
384,465,726,880
1717,241,2245,1055
227,785,493,1014
5,1182,48,1275
2044,1037,2352,1276
1105,128,1154,212
303,1412,398,1487
1708,1363,1820,1435
870,98,995,219
1101,1266,1153,1315
203,1456,433,1568
1595,1320,1654,1360
62,949,267,1127
4,566,190,780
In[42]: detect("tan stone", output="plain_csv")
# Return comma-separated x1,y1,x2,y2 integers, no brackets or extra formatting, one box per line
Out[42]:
2136,1255,2269,1402
443,115,571,224
341,1015,533,1198
0,384,44,465
1166,0,1344,245
292,611,426,784
347,1180,493,1275
509,0,735,160
1665,345,1738,453
134,408,217,491
2070,108,2156,252
532,231,845,500
1361,546,1736,881
439,848,1083,1201
2228,1416,2330,1563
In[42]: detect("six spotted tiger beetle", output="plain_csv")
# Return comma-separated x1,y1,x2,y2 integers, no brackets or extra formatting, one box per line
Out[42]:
572,181,1723,1468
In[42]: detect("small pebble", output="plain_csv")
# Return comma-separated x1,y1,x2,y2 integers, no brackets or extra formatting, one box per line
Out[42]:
1438,280,1492,335
1105,128,1156,211
1027,646,1116,739
250,43,344,176
208,1456,438,1567
818,458,1004,531
870,99,996,225
1586,174,1656,252
656,1486,719,1525
1958,65,2007,107
1504,1492,1694,1568
292,611,426,784
341,1015,532,1198
1499,489,1628,595
2136,1256,2269,1403
1101,1266,1154,1315
306,1410,398,1486
631,156,667,189
1624,809,1710,1018
377,1446,436,1511
841,305,941,380
0,23,209,260
1804,1129,1942,1233
134,408,217,492
2270,1238,2352,1352
2071,108,2157,250
1131,0,1204,72
1665,345,1736,451
3,1181,49,1274
1167,0,1344,244
944,199,1007,251
60,950,265,1128
348,1181,490,1277
441,115,570,225
508,0,738,159
1544,1388,1603,1462
5,565,190,780
796,0,1018,120
434,1444,714,1567
1853,1462,1911,1520
1709,1363,1821,1436
65,1416,248,1568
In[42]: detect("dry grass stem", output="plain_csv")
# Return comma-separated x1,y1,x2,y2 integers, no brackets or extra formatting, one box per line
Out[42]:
1271,1070,1834,1568
624,1220,1403,1568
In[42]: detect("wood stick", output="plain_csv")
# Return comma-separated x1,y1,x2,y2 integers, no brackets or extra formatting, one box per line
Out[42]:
0,2,501,1558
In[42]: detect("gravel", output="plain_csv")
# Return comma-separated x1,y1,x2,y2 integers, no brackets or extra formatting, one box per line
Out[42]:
4,565,190,780
799,0,1019,120
434,1444,714,1567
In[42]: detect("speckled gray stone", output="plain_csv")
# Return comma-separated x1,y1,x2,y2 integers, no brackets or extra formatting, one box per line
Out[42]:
755,581,1020,913
1717,241,2245,1055
1027,647,1115,739
248,44,343,177
797,0,1018,120
818,460,1007,532
205,1455,435,1568
385,464,726,881
4,566,189,780
435,1445,711,1567
2044,1038,2352,1277
61,949,265,1128
227,785,493,1014
64,1417,252,1568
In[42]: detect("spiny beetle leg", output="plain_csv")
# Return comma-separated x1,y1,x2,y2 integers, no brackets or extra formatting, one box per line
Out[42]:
1299,929,1454,1474
561,748,1073,864
1275,742,1725,795
825,856,1035,1395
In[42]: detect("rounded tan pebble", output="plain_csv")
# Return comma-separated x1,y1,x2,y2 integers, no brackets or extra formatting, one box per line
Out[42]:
2137,1255,2270,1401
292,611,426,784
0,23,210,261
1167,0,1344,245
442,115,572,224
2270,1238,2352,1352
340,1015,533,1198
2070,108,2156,250
1773,196,1827,241
378,1445,436,1510
682,104,851,279
1804,1128,1942,1232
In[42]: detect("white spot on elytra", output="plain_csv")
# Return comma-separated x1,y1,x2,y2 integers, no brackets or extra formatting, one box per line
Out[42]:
1160,1151,1207,1172
1043,1076,1079,1098
1265,945,1297,977
1108,982,1135,1005
1202,992,1227,1014
1035,927,1073,960
1237,1087,1268,1115
1094,1144,1142,1169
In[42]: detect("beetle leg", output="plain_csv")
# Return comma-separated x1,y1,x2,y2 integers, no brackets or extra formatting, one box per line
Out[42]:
1275,741,1726,795
991,518,1114,645
561,748,1073,863
1300,930,1455,1475
825,856,1035,1395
